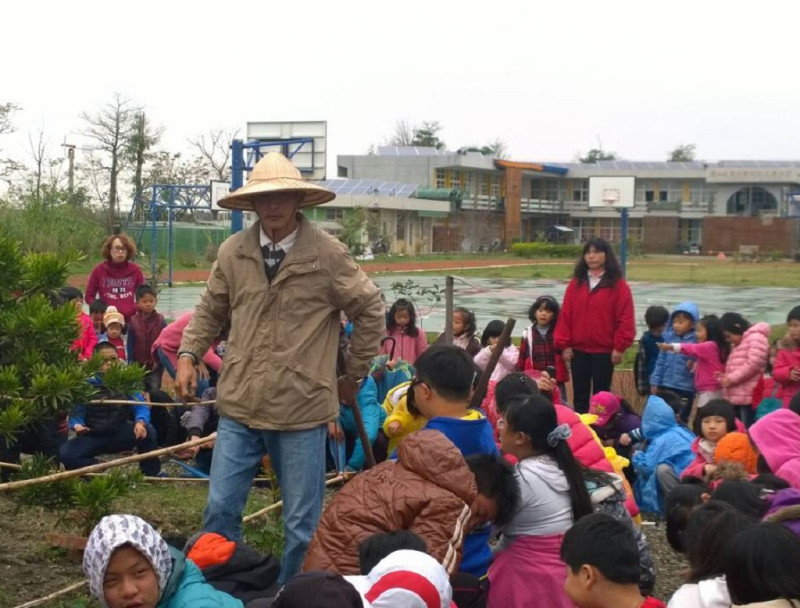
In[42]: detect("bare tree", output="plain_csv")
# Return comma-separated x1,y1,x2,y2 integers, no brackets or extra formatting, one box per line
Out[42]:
668,143,696,162
126,112,163,205
188,127,238,181
389,119,414,146
0,102,22,183
81,93,139,226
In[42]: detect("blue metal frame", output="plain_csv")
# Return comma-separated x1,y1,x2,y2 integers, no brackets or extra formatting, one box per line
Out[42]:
619,207,629,277
135,184,214,287
229,137,317,234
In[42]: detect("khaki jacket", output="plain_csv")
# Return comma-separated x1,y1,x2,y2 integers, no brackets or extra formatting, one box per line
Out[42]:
303,430,477,575
180,214,384,430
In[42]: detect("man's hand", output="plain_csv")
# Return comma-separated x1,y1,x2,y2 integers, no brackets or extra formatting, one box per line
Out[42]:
657,343,672,351
327,421,344,442
337,375,359,407
134,421,147,440
387,420,402,437
73,424,90,435
619,433,631,447
562,347,573,363
611,350,624,366
176,356,198,403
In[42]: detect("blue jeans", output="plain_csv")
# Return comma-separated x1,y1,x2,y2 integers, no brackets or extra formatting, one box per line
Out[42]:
60,422,160,476
203,416,327,584
156,347,209,399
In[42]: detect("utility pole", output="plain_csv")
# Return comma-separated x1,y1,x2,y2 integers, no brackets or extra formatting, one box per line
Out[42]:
62,143,75,192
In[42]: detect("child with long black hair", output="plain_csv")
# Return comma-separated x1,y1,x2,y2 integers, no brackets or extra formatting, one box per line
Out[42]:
724,523,800,607
488,394,593,608
659,314,729,411
517,295,569,401
474,320,520,431
681,399,737,480
436,306,480,356
380,298,428,364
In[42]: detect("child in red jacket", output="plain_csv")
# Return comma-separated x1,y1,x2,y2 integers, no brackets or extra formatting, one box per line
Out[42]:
774,306,800,409
61,286,98,361
517,295,568,402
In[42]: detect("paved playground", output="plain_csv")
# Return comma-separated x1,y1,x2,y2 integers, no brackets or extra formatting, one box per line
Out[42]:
154,275,797,334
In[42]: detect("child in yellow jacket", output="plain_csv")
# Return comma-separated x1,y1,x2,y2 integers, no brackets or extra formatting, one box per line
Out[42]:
382,381,427,453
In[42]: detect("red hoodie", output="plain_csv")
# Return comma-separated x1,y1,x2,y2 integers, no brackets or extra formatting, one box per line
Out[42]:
554,275,635,354
85,260,145,320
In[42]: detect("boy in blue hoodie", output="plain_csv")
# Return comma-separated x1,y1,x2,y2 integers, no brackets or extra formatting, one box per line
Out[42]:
632,395,695,515
61,342,160,476
649,302,699,423
404,344,499,578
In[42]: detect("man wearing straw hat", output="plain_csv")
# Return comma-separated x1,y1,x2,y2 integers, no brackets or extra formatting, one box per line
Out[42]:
176,151,385,583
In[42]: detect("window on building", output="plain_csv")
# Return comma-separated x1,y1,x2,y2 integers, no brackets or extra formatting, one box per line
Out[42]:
326,208,344,221
572,179,588,202
450,171,461,189
491,177,501,198
531,178,559,201
480,174,490,196
435,169,446,189
462,171,472,193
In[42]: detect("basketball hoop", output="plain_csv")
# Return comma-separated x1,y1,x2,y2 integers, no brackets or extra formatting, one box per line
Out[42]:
601,188,621,206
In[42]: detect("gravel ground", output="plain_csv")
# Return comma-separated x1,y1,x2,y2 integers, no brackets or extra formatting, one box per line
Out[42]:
643,517,688,601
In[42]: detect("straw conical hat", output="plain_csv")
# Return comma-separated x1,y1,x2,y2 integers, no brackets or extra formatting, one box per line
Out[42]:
217,151,335,211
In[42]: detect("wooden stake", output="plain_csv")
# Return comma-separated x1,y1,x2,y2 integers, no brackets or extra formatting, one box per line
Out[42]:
0,434,217,492
469,317,516,409
13,580,87,608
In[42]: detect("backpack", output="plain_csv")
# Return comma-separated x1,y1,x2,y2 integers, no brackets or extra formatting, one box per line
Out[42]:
755,381,782,421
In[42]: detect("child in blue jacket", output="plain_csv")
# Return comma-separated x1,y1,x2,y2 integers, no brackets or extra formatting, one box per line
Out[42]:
61,342,160,476
650,302,699,423
632,395,695,515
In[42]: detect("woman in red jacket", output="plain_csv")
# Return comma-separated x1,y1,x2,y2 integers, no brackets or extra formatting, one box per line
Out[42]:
555,238,635,413
85,233,145,322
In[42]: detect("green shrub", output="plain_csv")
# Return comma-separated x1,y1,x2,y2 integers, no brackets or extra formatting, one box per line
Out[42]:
510,242,582,258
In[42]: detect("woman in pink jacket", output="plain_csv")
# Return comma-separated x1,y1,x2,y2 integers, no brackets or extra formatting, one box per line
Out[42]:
379,298,428,365
719,313,770,428
774,306,800,408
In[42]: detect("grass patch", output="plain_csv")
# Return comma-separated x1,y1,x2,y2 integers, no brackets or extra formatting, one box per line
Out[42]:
416,258,800,288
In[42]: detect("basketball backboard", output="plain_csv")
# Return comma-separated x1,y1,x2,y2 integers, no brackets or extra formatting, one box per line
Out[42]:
210,180,231,211
246,120,327,180
589,176,635,208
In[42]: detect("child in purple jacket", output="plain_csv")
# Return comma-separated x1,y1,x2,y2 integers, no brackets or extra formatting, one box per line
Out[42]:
589,392,641,453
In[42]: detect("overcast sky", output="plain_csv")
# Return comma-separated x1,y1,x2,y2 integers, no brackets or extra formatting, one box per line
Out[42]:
3,0,800,177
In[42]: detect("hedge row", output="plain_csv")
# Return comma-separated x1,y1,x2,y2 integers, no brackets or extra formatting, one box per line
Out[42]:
510,242,583,258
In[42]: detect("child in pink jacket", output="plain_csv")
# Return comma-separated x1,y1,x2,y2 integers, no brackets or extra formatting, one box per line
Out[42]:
152,312,222,398
380,298,428,365
659,314,729,409
474,320,519,430
719,313,770,427
750,409,800,489
773,306,800,408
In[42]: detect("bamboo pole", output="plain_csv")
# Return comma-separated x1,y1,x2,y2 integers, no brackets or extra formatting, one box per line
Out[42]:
13,580,87,608
469,317,516,409
0,461,21,470
87,399,216,407
242,474,347,523
0,434,217,492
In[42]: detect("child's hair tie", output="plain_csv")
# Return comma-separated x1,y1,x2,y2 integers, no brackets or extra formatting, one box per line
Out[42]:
547,424,572,447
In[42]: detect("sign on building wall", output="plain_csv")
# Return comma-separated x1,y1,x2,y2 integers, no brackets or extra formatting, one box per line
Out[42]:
706,168,800,184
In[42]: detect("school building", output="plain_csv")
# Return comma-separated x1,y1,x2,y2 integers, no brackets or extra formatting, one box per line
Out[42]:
333,147,800,255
